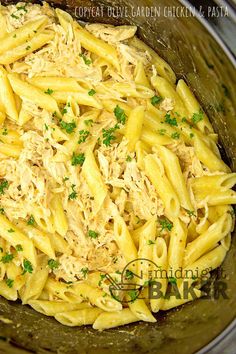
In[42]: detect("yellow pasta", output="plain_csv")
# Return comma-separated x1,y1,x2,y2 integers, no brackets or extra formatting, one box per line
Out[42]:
176,79,213,134
8,73,61,116
0,2,234,330
155,145,193,210
0,17,48,54
74,22,120,70
0,31,54,65
125,106,145,152
0,66,18,121
82,149,107,213
0,214,37,267
93,309,139,330
144,154,180,221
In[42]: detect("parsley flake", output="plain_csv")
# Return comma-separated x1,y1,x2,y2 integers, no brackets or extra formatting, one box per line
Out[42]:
102,124,119,146
158,129,166,136
81,267,89,278
159,217,173,232
186,210,196,217
147,240,155,245
78,130,90,144
84,119,94,127
0,208,5,215
171,132,180,140
114,105,127,125
128,289,139,303
16,244,23,252
68,184,77,200
98,273,106,286
2,128,8,135
44,88,54,95
88,89,96,96
169,277,177,285
22,260,33,275
27,215,35,226
79,53,92,65
60,120,76,134
192,110,204,124
125,269,134,280
151,95,162,106
88,230,99,239
8,228,15,233
164,113,178,126
126,155,132,162
71,152,85,166
0,180,9,195
48,259,59,270
5,278,14,288
1,253,14,264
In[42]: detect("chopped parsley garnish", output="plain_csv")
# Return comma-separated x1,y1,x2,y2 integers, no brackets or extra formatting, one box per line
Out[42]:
26,45,31,50
22,260,33,275
2,128,8,135
126,155,132,162
44,88,54,95
1,253,14,264
16,4,28,12
84,119,94,127
186,210,196,217
0,247,3,253
169,277,177,285
114,105,127,125
60,120,76,134
8,229,15,233
88,89,96,96
0,180,9,195
158,129,166,136
98,273,106,286
192,109,204,124
125,269,134,280
63,176,69,182
171,132,180,140
27,215,35,226
128,289,139,302
147,240,155,245
78,130,90,144
88,230,99,239
0,208,4,215
164,113,178,126
190,133,194,139
181,117,187,123
79,53,92,65
61,108,67,115
81,267,89,278
16,244,23,252
221,84,230,98
102,124,119,147
151,95,162,106
44,124,49,131
11,13,19,19
48,259,59,270
68,184,77,200
71,152,85,166
5,278,14,288
159,217,173,232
